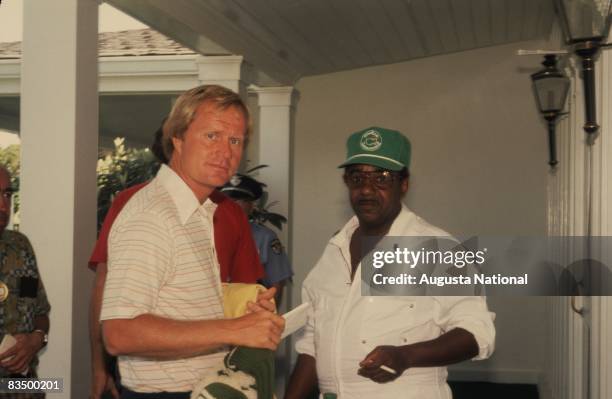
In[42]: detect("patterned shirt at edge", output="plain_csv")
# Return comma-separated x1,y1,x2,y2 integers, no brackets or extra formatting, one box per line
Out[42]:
0,230,51,378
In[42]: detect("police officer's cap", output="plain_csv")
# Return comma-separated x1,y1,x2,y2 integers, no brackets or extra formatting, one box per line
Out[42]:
220,174,265,201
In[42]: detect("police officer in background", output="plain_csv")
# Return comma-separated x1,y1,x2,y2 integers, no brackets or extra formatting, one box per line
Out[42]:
221,174,293,304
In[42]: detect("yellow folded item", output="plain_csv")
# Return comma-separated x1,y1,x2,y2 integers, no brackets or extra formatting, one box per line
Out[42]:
222,283,267,318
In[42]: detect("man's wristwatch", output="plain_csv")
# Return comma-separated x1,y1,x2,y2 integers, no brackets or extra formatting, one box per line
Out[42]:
32,329,48,347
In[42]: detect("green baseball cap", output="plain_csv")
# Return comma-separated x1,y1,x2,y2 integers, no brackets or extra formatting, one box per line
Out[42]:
338,126,411,171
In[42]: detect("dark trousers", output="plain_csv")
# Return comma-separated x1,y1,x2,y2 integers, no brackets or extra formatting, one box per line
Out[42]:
120,388,191,399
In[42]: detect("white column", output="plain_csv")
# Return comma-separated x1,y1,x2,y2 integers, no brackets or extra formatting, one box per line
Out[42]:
20,1,98,398
545,23,589,399
547,27,612,399
196,55,248,99
590,43,612,399
250,87,295,246
251,86,295,397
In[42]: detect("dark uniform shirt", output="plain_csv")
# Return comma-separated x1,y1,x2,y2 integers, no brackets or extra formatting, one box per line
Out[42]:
0,230,51,378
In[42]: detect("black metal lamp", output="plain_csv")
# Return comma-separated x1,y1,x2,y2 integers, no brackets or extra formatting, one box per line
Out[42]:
554,0,612,137
531,55,570,167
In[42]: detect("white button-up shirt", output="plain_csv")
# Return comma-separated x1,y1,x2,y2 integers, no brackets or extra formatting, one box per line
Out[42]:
296,206,495,398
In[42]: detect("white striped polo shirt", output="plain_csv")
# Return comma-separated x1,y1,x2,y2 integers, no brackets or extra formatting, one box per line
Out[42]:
101,164,227,393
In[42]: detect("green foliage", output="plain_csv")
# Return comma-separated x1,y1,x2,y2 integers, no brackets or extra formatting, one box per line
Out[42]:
96,138,160,230
0,144,20,179
243,164,288,231
0,144,21,216
250,191,288,230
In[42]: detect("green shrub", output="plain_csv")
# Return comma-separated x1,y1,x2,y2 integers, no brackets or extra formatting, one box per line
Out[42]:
96,138,160,231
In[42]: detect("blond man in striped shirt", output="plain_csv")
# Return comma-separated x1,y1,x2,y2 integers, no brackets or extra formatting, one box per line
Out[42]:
100,85,285,398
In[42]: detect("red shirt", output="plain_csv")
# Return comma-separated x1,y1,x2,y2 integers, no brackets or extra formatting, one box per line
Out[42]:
89,182,264,283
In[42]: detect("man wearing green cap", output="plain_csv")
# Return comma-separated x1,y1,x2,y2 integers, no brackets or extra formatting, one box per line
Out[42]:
286,127,495,399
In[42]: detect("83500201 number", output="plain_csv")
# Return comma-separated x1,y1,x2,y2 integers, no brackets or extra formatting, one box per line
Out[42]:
0,378,63,393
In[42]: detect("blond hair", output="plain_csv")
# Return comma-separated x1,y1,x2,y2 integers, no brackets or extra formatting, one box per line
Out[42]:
162,85,251,160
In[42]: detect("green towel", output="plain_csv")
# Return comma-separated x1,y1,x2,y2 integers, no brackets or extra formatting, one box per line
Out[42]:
193,283,275,399
191,347,274,399
191,367,256,399
204,382,249,399
225,347,275,399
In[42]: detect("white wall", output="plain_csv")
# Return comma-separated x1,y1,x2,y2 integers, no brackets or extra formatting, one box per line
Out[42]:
291,40,550,383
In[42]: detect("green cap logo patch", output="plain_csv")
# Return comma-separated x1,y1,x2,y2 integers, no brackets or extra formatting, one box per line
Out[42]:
360,129,382,151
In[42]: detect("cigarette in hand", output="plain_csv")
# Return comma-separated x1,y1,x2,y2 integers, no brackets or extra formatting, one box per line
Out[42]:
379,365,397,375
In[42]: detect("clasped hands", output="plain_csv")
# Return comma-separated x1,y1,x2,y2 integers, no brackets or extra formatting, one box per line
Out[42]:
237,287,285,350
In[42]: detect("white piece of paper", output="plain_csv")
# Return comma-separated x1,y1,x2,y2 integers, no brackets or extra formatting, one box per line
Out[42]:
0,334,29,376
0,334,16,355
281,302,311,339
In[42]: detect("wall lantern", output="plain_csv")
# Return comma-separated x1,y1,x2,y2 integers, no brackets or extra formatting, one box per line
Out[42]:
554,0,612,137
531,55,570,167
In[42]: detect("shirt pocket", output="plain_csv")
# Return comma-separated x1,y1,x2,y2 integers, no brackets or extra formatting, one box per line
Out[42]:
358,297,437,349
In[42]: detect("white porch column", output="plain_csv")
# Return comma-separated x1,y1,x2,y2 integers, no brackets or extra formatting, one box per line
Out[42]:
196,55,248,99
250,87,295,246
20,1,98,398
547,23,612,399
589,43,612,399
251,86,295,396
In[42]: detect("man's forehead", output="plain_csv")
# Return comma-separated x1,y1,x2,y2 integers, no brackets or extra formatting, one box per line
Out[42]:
345,164,390,173
196,101,244,118
193,103,247,132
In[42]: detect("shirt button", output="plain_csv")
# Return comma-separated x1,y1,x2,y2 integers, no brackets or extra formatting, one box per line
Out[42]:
361,340,367,344
403,338,408,343
409,304,414,309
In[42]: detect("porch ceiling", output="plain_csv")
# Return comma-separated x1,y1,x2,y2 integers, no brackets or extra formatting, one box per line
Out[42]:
106,0,556,86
